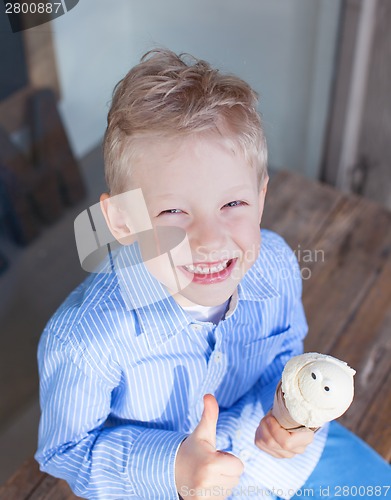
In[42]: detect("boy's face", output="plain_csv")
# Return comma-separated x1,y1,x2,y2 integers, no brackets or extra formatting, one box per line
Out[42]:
104,135,268,307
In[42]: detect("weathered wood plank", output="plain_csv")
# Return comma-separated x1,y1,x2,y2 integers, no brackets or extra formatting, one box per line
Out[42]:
0,457,44,499
0,127,41,244
0,456,81,500
0,23,60,134
262,171,343,250
30,89,86,207
265,171,391,460
358,0,391,210
331,254,391,437
28,475,80,500
302,196,391,354
265,172,391,353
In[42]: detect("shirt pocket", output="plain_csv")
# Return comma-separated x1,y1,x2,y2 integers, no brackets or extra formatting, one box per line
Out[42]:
243,326,291,366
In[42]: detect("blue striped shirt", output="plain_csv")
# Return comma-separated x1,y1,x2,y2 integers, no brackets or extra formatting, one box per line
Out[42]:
35,229,327,499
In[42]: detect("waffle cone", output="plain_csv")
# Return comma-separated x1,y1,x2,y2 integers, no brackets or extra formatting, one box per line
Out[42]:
272,381,318,432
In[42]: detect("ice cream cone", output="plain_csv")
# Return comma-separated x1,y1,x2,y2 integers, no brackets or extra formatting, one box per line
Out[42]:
272,381,319,432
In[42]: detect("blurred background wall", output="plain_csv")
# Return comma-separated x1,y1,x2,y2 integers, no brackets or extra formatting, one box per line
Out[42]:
52,0,341,178
0,0,389,484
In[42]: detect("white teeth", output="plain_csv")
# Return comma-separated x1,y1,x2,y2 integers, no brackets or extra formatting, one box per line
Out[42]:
184,260,229,274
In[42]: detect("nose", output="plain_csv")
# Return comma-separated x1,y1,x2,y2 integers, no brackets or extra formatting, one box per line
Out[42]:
190,215,226,253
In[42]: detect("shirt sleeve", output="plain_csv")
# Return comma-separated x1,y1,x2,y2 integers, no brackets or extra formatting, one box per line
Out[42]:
35,330,187,499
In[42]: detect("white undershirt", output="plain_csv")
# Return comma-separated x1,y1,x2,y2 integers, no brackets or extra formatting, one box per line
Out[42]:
182,299,230,324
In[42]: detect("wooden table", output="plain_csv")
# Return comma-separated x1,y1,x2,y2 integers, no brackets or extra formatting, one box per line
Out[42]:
1,171,390,499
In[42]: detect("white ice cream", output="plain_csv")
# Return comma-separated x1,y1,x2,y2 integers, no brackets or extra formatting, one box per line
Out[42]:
282,353,356,428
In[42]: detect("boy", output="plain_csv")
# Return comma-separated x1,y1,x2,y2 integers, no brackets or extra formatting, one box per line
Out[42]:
35,49,390,499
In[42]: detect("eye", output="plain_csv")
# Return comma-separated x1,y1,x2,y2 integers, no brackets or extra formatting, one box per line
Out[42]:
311,372,316,380
158,208,184,216
324,386,330,392
223,200,247,208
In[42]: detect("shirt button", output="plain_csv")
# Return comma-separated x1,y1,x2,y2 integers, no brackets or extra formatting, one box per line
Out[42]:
214,351,223,363
191,324,201,331
236,430,242,439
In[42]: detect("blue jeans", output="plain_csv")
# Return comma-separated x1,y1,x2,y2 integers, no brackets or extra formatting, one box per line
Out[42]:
288,421,391,499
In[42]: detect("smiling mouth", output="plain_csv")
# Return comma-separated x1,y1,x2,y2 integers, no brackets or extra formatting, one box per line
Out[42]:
182,259,232,275
179,258,237,284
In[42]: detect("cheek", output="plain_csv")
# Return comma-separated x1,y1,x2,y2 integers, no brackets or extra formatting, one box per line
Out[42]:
144,254,192,292
233,220,261,261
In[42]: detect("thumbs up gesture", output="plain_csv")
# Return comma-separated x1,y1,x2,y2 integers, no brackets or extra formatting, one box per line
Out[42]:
175,394,244,499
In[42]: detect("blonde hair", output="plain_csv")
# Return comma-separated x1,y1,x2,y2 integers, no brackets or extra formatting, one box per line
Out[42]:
103,48,268,195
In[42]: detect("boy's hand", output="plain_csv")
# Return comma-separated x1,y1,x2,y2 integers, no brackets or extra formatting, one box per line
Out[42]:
175,394,244,499
254,411,314,459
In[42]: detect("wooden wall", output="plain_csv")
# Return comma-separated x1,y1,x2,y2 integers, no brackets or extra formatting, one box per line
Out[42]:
322,0,391,210
358,0,391,208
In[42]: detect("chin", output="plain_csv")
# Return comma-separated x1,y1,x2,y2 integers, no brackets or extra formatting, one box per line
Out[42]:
177,285,235,308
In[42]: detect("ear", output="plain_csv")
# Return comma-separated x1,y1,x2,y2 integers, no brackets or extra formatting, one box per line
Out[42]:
100,193,134,245
258,175,269,223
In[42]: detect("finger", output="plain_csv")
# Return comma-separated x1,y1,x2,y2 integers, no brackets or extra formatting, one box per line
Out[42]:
267,414,314,446
255,416,280,450
193,394,219,449
288,431,314,453
266,416,314,455
267,410,315,443
264,414,298,448
255,417,296,458
257,443,296,459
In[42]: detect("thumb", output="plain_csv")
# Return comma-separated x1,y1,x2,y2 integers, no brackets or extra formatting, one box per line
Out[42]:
193,394,219,449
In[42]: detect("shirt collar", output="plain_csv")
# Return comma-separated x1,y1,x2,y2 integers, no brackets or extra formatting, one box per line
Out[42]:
112,244,189,350
113,243,280,350
225,262,280,317
238,263,280,301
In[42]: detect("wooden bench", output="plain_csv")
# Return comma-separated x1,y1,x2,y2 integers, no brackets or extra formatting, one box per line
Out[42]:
1,171,390,499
